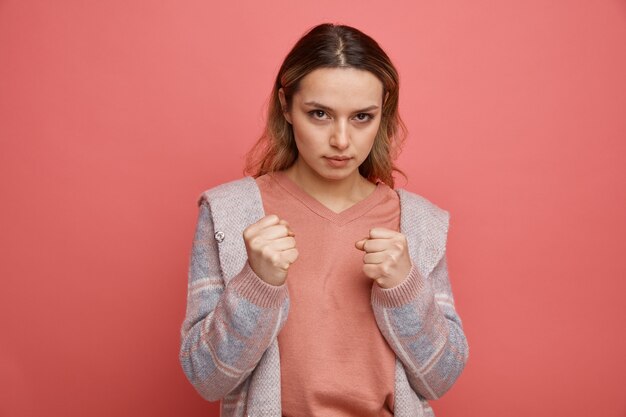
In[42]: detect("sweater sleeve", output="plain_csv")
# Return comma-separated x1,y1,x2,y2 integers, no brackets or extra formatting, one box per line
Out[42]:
179,200,290,402
371,254,469,400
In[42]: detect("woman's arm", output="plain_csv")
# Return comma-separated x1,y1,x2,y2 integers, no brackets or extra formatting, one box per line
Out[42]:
371,254,469,400
179,200,289,402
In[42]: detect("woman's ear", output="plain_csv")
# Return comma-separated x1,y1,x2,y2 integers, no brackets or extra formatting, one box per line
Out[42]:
278,88,292,124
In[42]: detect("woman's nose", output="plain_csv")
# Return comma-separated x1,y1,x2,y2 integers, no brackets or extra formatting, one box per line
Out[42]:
330,120,349,150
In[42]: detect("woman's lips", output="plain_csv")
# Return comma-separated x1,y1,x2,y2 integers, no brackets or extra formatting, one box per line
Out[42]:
324,156,352,168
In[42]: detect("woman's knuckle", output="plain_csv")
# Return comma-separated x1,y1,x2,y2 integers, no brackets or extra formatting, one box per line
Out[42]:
270,252,281,266
260,245,272,257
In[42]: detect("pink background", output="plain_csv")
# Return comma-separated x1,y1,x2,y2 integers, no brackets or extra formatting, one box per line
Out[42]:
1,1,625,416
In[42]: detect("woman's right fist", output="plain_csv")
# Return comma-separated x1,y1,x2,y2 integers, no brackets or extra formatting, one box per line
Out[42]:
243,214,299,286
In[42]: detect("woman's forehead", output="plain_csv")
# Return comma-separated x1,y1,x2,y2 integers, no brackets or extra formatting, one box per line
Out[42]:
295,67,384,108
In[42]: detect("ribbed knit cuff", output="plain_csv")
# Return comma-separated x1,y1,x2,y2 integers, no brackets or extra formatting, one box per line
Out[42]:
228,261,289,309
371,262,426,308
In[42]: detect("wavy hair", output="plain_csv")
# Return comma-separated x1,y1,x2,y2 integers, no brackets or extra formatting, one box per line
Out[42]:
244,23,407,187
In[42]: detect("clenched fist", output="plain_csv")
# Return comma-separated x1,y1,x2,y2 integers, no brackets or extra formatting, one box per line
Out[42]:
243,214,299,286
355,227,412,289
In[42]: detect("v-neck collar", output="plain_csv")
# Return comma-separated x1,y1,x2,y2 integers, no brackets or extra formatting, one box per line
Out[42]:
268,170,389,226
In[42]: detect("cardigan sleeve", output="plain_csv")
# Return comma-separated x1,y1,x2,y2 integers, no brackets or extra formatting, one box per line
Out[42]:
179,200,290,402
371,253,469,400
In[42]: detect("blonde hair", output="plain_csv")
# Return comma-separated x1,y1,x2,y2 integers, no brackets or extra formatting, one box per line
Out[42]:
244,23,407,188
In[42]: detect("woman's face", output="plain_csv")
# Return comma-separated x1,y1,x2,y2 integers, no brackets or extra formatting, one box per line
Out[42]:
279,67,385,184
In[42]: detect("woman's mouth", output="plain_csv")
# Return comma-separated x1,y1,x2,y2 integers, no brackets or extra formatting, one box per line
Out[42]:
324,156,352,168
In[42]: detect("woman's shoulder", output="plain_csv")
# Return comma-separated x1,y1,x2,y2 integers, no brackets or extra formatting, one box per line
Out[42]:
394,187,450,242
195,176,260,207
394,187,450,221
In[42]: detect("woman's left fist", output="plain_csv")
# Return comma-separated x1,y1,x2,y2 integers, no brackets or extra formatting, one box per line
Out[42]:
355,228,412,289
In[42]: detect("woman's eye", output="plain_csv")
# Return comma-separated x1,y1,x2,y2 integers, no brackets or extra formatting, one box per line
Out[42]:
309,110,327,119
355,113,373,122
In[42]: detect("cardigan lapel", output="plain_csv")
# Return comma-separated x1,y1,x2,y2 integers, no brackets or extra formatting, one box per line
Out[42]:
395,188,450,280
199,176,265,283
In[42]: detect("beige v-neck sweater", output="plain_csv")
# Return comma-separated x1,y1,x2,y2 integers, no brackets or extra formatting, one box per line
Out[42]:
256,171,399,416
179,175,469,417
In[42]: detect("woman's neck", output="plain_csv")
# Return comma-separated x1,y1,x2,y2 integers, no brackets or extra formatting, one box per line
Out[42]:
283,161,376,214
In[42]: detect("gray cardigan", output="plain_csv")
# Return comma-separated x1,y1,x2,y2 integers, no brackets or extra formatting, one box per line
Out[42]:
179,176,469,416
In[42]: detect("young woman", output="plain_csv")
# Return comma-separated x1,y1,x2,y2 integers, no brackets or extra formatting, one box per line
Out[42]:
179,23,469,417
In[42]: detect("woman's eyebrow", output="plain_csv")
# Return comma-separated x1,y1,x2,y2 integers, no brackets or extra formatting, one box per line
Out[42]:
303,101,379,113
